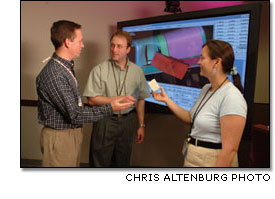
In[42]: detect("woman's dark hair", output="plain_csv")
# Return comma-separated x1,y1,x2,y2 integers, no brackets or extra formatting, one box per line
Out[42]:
203,40,244,93
51,20,81,50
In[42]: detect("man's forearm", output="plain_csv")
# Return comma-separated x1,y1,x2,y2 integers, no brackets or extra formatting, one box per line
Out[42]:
87,96,117,106
136,99,145,126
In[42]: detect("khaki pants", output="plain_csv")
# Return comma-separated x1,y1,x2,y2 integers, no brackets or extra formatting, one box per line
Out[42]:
184,144,239,167
40,127,83,167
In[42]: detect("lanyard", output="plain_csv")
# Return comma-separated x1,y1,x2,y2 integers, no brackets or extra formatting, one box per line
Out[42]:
111,61,129,96
52,58,82,107
190,77,228,132
52,58,78,87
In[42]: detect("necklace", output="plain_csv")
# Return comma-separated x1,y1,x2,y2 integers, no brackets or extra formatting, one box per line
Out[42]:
190,77,228,131
111,61,129,96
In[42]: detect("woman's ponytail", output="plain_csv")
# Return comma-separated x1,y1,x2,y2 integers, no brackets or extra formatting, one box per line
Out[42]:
230,66,244,93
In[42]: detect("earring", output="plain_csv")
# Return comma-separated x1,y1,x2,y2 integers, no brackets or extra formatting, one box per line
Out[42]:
213,67,217,74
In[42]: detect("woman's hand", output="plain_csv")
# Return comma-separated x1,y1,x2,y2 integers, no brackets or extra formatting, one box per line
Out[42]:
152,86,169,103
153,86,191,124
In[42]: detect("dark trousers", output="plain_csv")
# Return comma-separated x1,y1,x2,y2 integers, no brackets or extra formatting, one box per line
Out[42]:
89,113,135,167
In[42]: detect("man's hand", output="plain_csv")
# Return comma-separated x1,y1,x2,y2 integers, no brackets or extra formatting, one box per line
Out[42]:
110,95,136,112
136,127,145,144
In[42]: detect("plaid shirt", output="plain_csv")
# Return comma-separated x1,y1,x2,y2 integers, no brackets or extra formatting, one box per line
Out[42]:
36,53,113,129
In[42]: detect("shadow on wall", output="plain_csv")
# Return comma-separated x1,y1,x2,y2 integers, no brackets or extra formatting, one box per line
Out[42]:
78,25,117,91
76,41,102,94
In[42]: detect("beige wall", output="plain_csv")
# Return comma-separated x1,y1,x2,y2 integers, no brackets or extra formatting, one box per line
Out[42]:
21,1,269,166
21,1,167,100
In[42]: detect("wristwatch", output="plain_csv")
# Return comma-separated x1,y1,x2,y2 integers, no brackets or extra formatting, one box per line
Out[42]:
139,123,146,128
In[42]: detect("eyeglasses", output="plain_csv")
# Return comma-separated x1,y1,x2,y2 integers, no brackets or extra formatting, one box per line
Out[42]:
110,44,128,49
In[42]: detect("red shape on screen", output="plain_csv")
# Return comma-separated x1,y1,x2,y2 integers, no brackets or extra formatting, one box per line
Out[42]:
151,52,189,80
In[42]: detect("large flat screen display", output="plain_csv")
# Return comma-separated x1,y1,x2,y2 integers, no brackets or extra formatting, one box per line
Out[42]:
118,3,261,134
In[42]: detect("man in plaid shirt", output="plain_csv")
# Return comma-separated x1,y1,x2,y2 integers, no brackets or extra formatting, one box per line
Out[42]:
36,20,135,167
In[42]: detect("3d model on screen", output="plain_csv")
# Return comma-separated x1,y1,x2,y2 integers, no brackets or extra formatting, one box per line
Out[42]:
132,27,206,80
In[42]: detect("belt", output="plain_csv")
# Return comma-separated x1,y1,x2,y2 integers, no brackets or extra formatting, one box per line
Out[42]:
187,136,222,149
112,110,134,118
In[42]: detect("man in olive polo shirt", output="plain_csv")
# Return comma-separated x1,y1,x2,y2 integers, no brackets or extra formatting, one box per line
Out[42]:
83,30,150,167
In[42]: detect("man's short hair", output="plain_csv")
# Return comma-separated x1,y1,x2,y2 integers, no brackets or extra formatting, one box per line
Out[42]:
51,20,81,50
110,30,132,48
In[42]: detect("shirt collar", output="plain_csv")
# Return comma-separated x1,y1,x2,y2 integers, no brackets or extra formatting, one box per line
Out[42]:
53,53,75,71
110,58,131,69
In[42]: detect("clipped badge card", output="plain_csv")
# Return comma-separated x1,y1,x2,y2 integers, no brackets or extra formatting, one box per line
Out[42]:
148,79,160,92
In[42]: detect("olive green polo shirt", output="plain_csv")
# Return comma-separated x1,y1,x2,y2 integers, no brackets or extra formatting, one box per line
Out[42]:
83,59,150,114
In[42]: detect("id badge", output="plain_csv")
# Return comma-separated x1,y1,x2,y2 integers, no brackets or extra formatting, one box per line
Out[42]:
182,137,190,158
78,97,83,107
